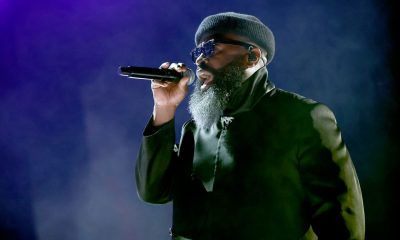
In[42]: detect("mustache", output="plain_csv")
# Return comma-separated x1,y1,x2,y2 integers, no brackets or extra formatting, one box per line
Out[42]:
198,62,218,75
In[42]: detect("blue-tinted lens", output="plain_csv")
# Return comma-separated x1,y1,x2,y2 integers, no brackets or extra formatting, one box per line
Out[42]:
202,40,215,57
190,39,215,63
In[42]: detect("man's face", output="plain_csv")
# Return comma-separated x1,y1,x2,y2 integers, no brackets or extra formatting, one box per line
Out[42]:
194,34,251,91
188,34,250,129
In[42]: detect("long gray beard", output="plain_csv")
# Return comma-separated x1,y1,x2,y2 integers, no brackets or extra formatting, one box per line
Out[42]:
188,64,244,129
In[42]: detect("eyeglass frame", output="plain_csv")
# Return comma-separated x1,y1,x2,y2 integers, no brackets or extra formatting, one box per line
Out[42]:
190,38,256,63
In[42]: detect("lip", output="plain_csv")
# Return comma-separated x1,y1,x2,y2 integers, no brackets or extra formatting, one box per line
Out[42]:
196,69,214,91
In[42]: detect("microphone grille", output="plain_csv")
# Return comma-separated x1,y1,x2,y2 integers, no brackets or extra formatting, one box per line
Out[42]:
184,68,196,86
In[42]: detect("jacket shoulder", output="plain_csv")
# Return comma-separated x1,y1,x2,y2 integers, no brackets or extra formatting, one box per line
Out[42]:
256,88,336,128
270,88,318,106
259,88,323,113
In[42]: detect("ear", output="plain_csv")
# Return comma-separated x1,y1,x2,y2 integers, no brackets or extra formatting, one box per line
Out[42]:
246,47,262,67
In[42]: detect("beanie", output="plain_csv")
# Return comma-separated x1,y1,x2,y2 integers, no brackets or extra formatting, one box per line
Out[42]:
195,12,275,64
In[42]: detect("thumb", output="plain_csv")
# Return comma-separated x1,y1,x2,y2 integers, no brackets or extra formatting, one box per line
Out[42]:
179,75,190,88
178,69,193,89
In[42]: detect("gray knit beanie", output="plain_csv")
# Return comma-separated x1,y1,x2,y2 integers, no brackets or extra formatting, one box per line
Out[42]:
195,12,275,64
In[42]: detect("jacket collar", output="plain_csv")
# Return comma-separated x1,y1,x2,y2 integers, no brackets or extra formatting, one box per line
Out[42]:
224,67,275,116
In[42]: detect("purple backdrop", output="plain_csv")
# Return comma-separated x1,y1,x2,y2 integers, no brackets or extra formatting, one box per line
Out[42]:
1,0,399,239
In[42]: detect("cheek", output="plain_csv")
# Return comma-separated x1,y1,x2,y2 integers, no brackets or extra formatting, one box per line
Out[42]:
209,53,244,70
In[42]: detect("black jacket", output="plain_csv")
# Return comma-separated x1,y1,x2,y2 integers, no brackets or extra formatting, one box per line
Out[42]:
136,68,365,240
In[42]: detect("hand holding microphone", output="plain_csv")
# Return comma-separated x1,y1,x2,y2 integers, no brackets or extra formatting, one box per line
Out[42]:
119,62,193,126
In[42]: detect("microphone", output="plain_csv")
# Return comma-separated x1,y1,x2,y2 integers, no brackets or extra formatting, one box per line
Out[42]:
119,66,195,85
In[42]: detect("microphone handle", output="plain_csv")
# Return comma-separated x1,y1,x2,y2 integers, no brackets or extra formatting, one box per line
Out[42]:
119,66,181,81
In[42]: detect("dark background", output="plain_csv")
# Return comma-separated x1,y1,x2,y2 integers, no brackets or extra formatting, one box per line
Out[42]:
1,0,398,239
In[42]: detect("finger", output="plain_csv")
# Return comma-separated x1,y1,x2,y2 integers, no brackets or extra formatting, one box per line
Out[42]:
151,80,169,88
178,75,190,89
159,62,170,69
175,62,188,72
168,63,178,70
168,62,188,74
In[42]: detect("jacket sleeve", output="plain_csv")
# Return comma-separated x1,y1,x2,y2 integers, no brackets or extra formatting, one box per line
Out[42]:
299,104,365,240
135,118,176,204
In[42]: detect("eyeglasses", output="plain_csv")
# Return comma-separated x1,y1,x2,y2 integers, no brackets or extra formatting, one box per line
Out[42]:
190,38,255,63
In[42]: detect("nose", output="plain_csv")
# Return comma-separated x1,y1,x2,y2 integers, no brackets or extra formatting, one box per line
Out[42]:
195,53,208,66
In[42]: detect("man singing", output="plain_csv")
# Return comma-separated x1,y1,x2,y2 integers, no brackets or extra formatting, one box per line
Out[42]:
135,12,365,240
